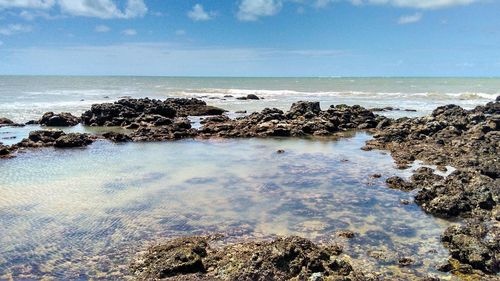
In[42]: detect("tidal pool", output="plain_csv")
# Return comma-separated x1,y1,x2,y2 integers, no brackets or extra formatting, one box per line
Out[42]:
0,132,453,280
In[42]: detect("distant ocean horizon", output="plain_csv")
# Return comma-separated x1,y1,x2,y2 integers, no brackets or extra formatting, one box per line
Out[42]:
1,76,498,122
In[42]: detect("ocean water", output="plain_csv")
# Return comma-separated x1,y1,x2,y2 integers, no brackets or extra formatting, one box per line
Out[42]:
0,76,496,280
0,76,498,122
0,134,453,280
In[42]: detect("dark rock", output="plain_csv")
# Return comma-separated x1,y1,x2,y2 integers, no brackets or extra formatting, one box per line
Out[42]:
246,94,260,100
442,219,499,273
54,133,93,148
131,236,365,281
102,132,132,143
17,129,65,147
0,144,10,156
39,112,80,126
0,117,14,125
371,174,382,178
385,176,415,191
236,96,247,100
336,230,356,238
276,149,285,154
81,98,226,127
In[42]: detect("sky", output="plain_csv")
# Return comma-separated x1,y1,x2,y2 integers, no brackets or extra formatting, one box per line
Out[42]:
0,0,499,76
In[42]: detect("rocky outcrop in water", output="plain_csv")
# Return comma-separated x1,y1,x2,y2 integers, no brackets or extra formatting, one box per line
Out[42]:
81,98,225,127
0,117,14,125
365,98,499,275
130,236,370,281
0,144,10,157
200,101,383,138
442,218,499,274
15,130,93,149
39,112,80,126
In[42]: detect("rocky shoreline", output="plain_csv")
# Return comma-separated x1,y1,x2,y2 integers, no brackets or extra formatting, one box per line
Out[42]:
0,96,498,280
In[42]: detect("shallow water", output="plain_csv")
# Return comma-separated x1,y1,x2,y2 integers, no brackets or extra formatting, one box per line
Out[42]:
0,132,454,280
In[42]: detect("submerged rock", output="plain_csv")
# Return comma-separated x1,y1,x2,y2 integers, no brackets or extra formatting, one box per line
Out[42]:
131,236,369,281
39,112,80,126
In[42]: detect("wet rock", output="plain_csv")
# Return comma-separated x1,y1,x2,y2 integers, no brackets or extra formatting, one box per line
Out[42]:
398,257,414,267
39,112,80,126
370,174,382,178
81,98,225,127
102,132,132,143
442,219,499,273
287,101,321,118
235,110,247,114
0,144,10,157
414,170,496,218
336,230,356,239
131,236,367,281
17,129,65,147
246,94,260,100
0,117,14,125
54,133,93,148
130,236,208,279
200,102,379,138
276,149,285,154
385,176,415,191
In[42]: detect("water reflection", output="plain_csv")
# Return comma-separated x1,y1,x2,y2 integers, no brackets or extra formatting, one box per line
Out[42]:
0,133,452,279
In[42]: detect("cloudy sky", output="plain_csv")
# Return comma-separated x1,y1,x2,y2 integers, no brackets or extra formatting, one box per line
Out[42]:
0,0,498,76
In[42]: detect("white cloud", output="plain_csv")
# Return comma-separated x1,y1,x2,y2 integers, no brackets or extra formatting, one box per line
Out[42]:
0,0,147,19
350,0,479,9
237,0,282,21
121,29,137,36
0,0,55,9
95,25,110,32
398,12,422,24
0,24,32,35
58,0,147,19
187,4,214,21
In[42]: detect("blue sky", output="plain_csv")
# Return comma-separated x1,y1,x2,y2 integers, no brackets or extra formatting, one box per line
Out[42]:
0,0,499,76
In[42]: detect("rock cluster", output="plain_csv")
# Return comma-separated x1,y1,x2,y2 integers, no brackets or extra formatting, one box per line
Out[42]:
200,101,383,138
39,112,80,126
0,117,14,125
130,236,370,281
14,130,94,149
365,98,499,275
81,98,225,127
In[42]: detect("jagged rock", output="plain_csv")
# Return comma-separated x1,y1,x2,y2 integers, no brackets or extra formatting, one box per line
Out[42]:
102,132,132,142
0,144,10,156
385,176,415,191
442,219,499,273
81,98,225,127
131,236,367,281
17,129,65,147
54,133,93,148
39,112,80,126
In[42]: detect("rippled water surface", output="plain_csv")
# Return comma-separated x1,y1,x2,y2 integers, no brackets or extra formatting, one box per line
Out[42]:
1,76,499,122
0,132,455,280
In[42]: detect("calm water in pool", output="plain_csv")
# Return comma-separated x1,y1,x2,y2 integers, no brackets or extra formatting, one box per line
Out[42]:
0,132,453,280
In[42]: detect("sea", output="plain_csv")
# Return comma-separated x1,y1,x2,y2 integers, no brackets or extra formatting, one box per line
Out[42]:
0,76,498,280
